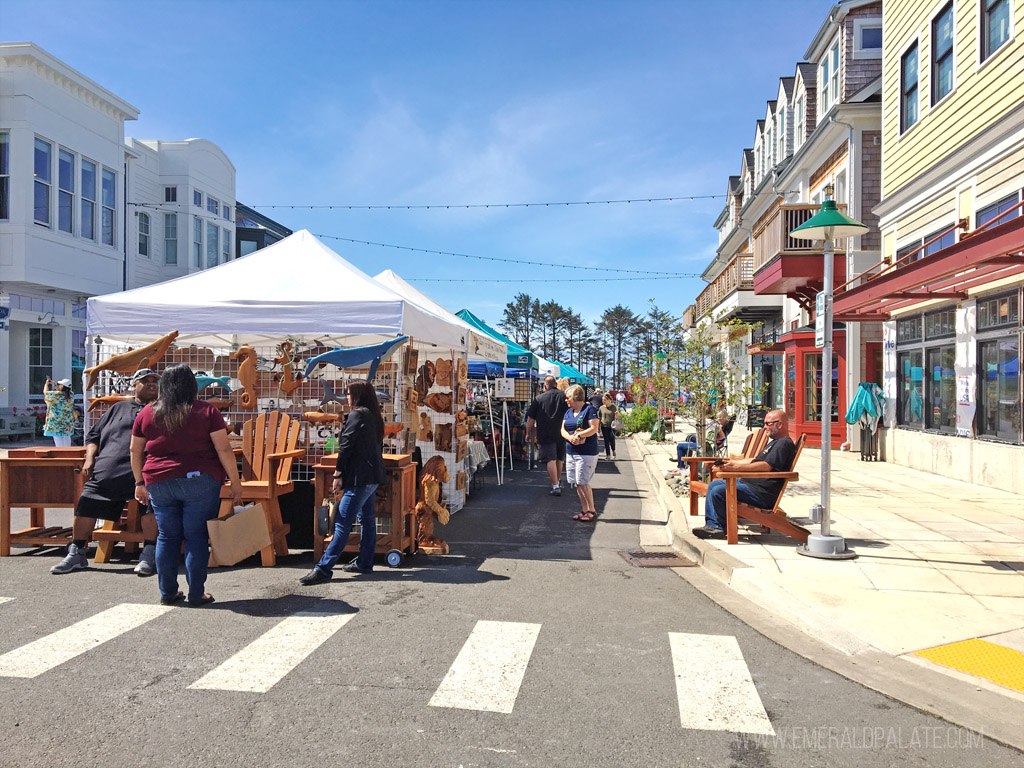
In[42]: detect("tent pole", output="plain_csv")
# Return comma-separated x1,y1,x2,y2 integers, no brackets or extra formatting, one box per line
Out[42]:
485,377,502,486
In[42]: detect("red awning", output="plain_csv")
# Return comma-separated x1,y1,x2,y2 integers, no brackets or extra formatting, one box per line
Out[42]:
834,214,1024,321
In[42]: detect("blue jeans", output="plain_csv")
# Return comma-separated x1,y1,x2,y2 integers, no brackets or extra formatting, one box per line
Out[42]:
315,484,378,574
147,474,222,601
704,478,776,530
675,442,699,467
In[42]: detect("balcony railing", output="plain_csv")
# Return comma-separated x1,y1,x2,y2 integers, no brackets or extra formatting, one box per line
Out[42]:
682,304,695,330
694,254,754,319
751,203,846,273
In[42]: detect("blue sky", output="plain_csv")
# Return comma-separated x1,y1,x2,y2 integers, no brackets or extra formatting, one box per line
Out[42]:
7,0,827,329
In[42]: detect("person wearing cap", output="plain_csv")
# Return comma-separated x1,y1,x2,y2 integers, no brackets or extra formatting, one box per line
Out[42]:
51,369,161,576
43,376,78,447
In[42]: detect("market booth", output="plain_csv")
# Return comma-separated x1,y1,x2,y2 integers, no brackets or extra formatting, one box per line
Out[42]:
77,230,473,561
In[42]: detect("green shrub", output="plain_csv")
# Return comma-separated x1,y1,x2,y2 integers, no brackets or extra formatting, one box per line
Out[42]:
620,404,658,434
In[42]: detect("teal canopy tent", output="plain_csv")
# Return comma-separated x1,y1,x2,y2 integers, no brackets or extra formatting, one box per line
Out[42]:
554,361,594,386
456,309,539,370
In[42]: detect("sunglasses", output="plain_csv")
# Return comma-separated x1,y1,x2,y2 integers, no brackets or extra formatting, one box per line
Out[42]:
764,420,782,426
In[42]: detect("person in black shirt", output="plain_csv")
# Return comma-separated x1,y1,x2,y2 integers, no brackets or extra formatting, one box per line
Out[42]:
51,369,161,575
588,388,604,410
693,410,796,539
526,376,569,496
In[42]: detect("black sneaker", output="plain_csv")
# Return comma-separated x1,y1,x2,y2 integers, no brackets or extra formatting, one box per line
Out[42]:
549,486,562,496
299,569,331,586
692,526,725,540
341,562,372,574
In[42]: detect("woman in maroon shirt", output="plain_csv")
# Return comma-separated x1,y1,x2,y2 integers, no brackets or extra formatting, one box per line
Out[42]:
131,365,242,606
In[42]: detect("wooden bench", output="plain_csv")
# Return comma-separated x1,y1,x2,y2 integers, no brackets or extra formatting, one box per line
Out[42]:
92,501,145,562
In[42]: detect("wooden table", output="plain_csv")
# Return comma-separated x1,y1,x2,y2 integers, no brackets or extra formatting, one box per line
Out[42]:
0,447,87,556
312,453,417,565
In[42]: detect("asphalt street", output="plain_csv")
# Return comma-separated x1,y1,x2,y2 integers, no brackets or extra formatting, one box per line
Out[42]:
0,443,1019,767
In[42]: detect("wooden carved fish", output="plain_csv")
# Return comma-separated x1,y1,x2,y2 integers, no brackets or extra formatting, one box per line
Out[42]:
202,397,232,410
87,394,133,412
303,411,342,424
231,345,258,408
84,330,179,390
196,375,233,393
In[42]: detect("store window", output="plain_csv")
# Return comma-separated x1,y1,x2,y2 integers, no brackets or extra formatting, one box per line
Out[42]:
71,330,87,396
982,0,1011,61
925,345,956,432
34,137,52,226
897,349,924,427
138,212,150,257
978,292,1019,330
221,228,231,262
58,149,74,234
785,353,796,419
101,168,116,246
239,239,258,257
901,42,919,133
28,328,54,402
81,159,96,241
164,213,178,265
932,2,955,104
977,337,1020,441
977,193,1020,228
0,132,8,219
803,352,839,423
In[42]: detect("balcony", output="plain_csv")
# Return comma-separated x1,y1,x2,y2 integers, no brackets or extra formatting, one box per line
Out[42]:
751,202,847,307
682,304,695,330
694,254,757,320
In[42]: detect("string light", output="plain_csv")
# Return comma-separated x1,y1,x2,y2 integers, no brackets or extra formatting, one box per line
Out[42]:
314,233,694,276
408,275,696,283
251,194,724,210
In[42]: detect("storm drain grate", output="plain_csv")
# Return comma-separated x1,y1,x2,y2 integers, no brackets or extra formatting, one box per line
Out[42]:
619,550,697,568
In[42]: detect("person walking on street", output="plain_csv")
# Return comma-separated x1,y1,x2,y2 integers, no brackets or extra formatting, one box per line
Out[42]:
130,365,242,606
588,388,603,410
693,409,794,539
561,385,601,522
598,393,618,459
526,376,569,496
300,381,386,585
51,369,161,575
43,377,77,447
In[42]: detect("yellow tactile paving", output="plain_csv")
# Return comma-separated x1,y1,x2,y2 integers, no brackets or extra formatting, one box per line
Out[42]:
913,638,1024,693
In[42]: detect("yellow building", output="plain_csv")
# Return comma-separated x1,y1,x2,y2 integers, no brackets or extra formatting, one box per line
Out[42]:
834,0,1024,491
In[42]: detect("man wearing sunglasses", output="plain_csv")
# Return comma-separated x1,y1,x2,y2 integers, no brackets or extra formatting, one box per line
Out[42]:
693,409,796,540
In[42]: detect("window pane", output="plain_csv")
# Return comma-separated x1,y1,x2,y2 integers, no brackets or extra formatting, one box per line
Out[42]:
207,221,219,268
58,150,74,192
193,190,202,206
34,180,49,224
81,160,96,200
925,346,956,431
803,353,840,423
34,138,51,181
0,133,8,174
240,239,258,257
101,207,114,246
81,199,95,240
861,26,882,49
898,351,924,426
101,169,115,207
986,0,1010,57
978,338,1020,440
59,191,73,233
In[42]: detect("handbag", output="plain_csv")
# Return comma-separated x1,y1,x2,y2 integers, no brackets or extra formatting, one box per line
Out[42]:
611,417,624,431
316,494,340,537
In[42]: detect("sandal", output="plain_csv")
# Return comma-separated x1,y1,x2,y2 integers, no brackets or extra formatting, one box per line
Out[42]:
188,593,215,607
575,511,596,523
160,590,184,606
572,512,588,520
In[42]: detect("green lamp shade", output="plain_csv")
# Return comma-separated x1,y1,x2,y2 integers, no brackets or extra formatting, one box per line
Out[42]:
790,199,869,241
655,350,668,360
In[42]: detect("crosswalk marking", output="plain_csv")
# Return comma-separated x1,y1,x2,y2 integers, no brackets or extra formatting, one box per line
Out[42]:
0,597,13,606
429,620,541,713
668,632,774,735
188,611,355,693
0,603,172,678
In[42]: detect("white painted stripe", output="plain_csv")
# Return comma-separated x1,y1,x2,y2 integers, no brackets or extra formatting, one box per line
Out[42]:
0,597,13,606
0,603,172,678
668,632,774,735
188,611,355,693
429,620,541,713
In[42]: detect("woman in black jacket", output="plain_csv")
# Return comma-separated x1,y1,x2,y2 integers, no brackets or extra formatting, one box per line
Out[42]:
300,380,386,585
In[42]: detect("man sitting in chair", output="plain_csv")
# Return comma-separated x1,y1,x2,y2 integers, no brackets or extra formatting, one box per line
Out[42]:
692,409,795,540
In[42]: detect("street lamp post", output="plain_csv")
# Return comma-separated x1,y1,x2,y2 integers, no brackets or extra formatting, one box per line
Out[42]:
789,188,867,560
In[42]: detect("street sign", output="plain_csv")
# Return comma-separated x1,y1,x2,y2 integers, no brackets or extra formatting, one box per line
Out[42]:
815,291,825,348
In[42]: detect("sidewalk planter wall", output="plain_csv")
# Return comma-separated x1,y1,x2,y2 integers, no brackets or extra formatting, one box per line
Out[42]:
887,429,1024,496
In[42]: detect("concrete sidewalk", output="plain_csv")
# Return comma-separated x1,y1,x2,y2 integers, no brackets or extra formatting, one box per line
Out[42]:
633,421,1024,709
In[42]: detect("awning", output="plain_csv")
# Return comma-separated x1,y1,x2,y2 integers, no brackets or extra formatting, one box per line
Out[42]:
834,214,1024,321
456,309,539,369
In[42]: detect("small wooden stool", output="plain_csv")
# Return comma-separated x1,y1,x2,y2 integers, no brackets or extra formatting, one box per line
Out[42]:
92,500,145,563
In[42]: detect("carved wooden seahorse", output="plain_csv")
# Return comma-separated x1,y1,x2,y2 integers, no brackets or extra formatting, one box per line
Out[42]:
231,345,258,408
274,341,304,395
83,330,179,390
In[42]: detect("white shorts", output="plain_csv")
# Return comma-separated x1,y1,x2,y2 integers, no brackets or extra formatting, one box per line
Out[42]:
565,453,599,485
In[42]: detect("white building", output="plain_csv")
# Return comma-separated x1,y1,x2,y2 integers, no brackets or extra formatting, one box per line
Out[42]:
0,42,235,409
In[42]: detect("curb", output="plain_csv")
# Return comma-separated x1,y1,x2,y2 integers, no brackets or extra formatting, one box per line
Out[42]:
628,433,1024,752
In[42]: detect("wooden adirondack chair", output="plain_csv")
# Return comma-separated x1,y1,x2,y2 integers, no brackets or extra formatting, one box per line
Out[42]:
715,433,810,544
687,427,769,517
219,411,303,566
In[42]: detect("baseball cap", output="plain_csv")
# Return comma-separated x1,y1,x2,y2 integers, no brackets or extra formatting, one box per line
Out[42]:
131,368,159,384
57,378,72,387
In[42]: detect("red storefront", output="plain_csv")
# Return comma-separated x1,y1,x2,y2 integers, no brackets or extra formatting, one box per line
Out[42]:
780,325,846,448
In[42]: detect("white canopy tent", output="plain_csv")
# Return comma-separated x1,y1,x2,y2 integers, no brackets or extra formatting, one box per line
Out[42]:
537,356,560,378
86,229,468,349
373,269,507,363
